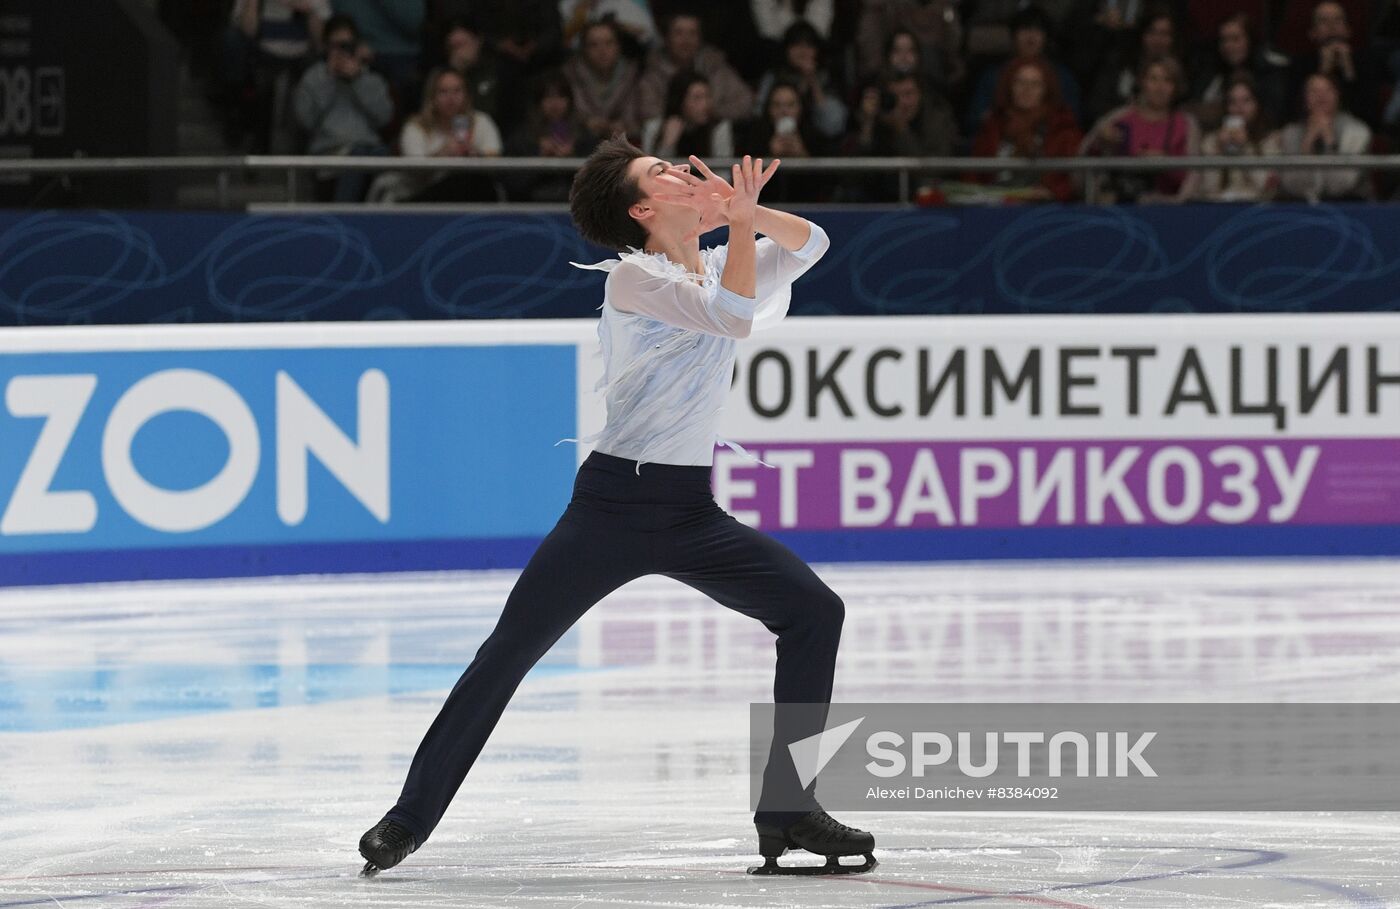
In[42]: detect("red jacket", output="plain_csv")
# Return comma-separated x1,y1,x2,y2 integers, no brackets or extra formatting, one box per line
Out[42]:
969,106,1083,202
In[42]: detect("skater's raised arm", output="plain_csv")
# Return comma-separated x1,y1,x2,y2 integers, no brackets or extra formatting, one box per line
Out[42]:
752,206,818,253
718,156,782,324
720,156,764,311
753,219,829,302
615,155,781,339
654,155,827,303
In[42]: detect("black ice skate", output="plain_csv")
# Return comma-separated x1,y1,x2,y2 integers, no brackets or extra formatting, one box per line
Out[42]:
358,819,418,877
747,808,877,875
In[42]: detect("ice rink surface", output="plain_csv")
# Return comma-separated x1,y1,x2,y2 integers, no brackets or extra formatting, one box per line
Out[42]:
2,558,1398,908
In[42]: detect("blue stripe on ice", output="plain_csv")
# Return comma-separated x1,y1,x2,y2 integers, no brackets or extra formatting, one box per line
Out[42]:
0,662,594,732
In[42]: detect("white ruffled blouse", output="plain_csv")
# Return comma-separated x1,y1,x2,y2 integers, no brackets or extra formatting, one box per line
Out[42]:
564,221,829,473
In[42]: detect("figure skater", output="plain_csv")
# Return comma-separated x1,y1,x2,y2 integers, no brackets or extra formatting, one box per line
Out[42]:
359,138,875,877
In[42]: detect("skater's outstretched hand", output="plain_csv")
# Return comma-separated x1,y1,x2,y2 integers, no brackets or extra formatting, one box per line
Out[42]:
654,155,773,240
726,155,779,226
653,154,732,240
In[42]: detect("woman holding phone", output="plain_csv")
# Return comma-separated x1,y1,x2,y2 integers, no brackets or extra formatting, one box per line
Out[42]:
1194,74,1280,202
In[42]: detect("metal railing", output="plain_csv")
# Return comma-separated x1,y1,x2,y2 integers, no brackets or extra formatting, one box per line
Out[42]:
2,154,1397,207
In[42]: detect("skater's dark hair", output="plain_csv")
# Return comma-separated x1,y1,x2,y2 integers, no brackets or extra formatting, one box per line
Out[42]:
569,135,648,251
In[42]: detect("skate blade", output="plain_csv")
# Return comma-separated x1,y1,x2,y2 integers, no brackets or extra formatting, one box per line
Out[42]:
747,853,878,876
360,861,381,878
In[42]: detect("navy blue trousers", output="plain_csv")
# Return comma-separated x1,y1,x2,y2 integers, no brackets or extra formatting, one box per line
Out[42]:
385,450,845,844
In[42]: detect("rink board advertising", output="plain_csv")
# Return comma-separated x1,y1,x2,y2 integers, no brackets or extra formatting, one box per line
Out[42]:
0,314,1395,585
749,703,1400,811
0,323,579,584
674,314,1400,562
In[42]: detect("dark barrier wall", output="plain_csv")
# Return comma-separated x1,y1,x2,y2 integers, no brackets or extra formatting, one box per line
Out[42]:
2,204,1399,325
0,0,178,207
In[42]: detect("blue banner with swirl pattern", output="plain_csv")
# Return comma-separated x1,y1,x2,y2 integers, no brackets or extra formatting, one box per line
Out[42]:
1,204,1398,325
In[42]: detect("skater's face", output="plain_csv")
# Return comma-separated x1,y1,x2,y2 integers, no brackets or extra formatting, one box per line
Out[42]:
626,156,699,238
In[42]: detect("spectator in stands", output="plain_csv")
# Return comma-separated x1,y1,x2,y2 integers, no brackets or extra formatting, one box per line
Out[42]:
746,80,825,156
560,0,658,52
636,14,755,123
1193,74,1281,201
1083,4,1180,124
753,22,848,142
442,18,507,127
505,72,599,200
640,71,735,158
474,0,566,84
970,57,1082,201
856,0,964,88
965,6,1082,135
1081,55,1200,203
651,1,767,83
1374,3,1400,134
293,14,394,201
843,71,957,200
434,0,571,86
882,29,923,81
222,0,330,152
958,0,1074,49
1287,1,1376,125
750,0,836,56
849,71,956,156
1187,13,1288,132
959,0,1075,76
962,0,1026,65
330,0,424,108
1278,72,1373,201
564,19,642,140
742,80,829,200
1181,0,1268,48
1385,53,1400,139
402,66,502,159
427,0,564,135
1066,0,1141,92
373,65,503,202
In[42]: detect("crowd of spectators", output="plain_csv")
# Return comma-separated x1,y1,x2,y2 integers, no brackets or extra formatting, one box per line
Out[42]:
188,0,1400,204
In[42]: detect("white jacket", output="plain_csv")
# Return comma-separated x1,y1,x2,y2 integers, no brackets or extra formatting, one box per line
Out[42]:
566,222,829,471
